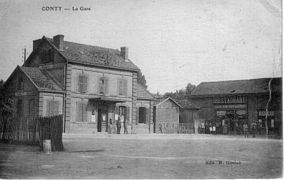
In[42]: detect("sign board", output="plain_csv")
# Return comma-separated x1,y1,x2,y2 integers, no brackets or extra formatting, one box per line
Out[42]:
213,96,247,104
258,111,274,117
214,104,246,109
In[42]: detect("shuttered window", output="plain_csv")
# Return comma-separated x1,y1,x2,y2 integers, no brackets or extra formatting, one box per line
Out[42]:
118,79,127,96
99,77,108,95
78,74,88,93
76,102,87,122
46,100,60,116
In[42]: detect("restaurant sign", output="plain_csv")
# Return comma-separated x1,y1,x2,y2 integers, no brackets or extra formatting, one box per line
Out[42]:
214,104,247,109
213,96,247,104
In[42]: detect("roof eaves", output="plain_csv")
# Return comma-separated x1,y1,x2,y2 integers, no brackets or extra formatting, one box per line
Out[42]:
67,59,139,72
155,97,183,108
18,66,40,90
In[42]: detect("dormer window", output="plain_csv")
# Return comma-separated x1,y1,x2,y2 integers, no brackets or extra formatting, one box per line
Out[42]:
17,77,24,90
99,77,108,95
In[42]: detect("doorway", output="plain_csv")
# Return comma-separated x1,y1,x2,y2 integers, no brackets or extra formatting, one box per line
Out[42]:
98,108,108,132
139,107,146,124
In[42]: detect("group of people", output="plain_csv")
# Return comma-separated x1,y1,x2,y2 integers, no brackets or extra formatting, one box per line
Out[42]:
199,120,259,138
108,117,128,134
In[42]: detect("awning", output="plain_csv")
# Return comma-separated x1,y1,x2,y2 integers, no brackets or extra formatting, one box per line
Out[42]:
89,97,126,103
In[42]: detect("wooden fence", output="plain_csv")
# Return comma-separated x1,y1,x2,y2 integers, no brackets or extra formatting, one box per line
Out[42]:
0,115,64,151
156,122,195,134
0,116,39,145
38,115,64,151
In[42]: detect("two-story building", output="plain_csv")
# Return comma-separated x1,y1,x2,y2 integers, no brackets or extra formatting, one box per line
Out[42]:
4,34,154,134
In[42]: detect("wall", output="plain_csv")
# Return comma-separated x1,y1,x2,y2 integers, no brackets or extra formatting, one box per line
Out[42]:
64,63,138,133
155,100,179,133
4,69,39,120
136,99,154,133
71,64,133,98
39,92,64,116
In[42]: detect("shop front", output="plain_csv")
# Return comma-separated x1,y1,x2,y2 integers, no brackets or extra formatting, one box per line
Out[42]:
213,96,248,135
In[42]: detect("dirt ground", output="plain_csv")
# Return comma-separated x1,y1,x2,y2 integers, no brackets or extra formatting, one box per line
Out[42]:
0,134,282,179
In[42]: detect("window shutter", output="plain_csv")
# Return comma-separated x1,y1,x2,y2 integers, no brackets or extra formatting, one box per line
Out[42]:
83,76,88,93
117,79,121,95
104,78,109,94
76,102,81,122
123,79,128,96
78,75,83,92
82,103,87,122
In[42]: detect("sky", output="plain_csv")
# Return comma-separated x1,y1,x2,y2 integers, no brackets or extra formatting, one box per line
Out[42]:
0,0,282,94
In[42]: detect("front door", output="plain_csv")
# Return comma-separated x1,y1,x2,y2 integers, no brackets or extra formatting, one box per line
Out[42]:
98,108,108,132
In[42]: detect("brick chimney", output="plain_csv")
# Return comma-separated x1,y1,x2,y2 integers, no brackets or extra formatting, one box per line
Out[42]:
120,47,128,60
53,34,64,51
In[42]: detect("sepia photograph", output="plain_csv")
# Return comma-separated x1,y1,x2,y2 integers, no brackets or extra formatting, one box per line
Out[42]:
0,0,282,179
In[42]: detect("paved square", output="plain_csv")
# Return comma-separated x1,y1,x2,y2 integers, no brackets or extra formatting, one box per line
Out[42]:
0,134,282,179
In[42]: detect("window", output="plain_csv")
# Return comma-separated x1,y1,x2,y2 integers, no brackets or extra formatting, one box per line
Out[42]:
78,74,88,93
76,102,87,122
99,77,108,95
118,79,127,96
46,100,60,116
17,77,24,90
17,99,23,116
138,107,149,124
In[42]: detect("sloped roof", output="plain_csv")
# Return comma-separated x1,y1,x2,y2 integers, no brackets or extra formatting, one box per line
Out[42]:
20,66,63,91
155,97,183,108
46,37,139,72
177,99,199,109
137,84,154,100
191,78,282,96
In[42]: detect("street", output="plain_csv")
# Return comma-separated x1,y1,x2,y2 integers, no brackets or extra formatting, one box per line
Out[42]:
0,134,282,179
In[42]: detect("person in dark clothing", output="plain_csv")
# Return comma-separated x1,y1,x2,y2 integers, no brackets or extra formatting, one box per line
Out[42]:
117,118,121,134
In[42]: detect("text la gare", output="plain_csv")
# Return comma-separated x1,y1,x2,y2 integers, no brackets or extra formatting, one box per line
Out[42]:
72,6,91,11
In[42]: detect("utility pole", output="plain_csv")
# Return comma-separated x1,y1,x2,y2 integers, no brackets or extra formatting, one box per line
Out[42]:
265,78,273,138
22,47,28,62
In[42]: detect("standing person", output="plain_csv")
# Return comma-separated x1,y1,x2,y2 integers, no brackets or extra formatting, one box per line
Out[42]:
243,123,249,138
212,123,216,135
108,118,112,134
209,122,212,134
117,117,121,134
124,117,128,134
251,122,256,138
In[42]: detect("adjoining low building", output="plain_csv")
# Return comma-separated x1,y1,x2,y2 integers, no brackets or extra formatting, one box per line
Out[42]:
136,84,155,134
154,97,182,133
190,78,282,136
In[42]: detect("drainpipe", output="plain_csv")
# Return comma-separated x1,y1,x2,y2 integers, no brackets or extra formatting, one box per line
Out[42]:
265,78,273,138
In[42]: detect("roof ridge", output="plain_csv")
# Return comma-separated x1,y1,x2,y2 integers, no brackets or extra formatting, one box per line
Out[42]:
46,36,119,52
200,77,281,84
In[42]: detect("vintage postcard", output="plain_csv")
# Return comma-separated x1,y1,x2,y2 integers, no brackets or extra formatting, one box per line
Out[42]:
0,0,282,179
